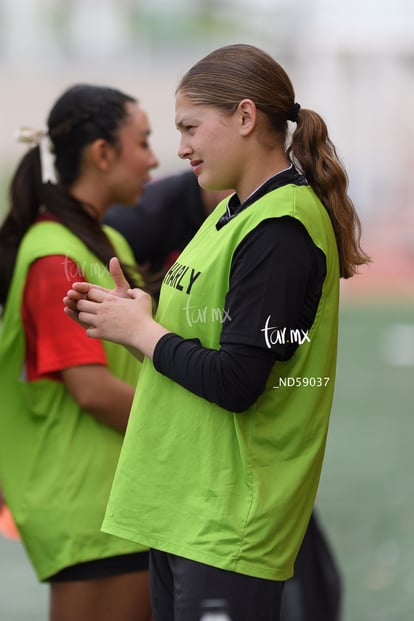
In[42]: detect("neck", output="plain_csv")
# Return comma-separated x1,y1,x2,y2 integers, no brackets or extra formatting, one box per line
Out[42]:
236,151,290,204
69,178,108,222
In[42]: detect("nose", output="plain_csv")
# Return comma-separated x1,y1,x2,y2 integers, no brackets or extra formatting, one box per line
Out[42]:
177,136,192,160
149,148,159,170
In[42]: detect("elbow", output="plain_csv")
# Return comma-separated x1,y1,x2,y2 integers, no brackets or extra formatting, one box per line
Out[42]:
66,382,102,413
209,355,267,413
73,390,98,413
210,377,263,413
232,399,256,413
232,403,251,414
215,393,257,413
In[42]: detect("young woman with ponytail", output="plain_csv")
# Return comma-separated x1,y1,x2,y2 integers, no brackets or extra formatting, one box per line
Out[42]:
65,45,369,621
0,84,158,621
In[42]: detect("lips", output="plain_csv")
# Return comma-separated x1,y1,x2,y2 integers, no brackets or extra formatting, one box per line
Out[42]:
190,160,203,174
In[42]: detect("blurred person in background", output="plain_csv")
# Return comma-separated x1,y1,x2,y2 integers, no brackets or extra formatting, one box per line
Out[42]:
106,170,343,621
0,488,20,540
65,44,369,621
0,83,158,621
105,170,231,298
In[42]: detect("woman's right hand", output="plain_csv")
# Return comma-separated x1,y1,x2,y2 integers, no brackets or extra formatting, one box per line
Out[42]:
64,257,170,358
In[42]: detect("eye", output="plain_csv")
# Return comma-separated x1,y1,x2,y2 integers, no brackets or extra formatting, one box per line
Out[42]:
178,124,195,135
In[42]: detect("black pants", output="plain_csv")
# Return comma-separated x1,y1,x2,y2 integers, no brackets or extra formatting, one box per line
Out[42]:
149,549,284,621
280,511,343,621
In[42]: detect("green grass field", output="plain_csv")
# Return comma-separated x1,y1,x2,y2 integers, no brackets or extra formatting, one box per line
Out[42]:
1,302,413,620
318,302,414,620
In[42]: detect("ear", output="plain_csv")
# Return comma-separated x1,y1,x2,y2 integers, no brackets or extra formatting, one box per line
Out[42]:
88,139,115,172
237,99,257,136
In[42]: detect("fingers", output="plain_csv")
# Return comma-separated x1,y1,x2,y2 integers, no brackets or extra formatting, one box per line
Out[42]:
128,287,147,301
109,257,130,292
71,281,94,294
81,287,106,304
63,306,79,321
78,309,96,327
63,288,106,331
63,294,78,312
63,284,92,313
64,286,105,305
63,303,94,331
127,288,153,315
67,300,99,330
64,289,83,304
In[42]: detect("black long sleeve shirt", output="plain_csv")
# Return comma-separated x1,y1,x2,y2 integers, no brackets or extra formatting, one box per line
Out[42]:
153,167,327,412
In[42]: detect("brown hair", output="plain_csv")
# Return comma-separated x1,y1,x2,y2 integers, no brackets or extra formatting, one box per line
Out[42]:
177,43,370,278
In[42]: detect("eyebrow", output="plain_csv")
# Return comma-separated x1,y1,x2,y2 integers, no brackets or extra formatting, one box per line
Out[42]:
175,117,190,130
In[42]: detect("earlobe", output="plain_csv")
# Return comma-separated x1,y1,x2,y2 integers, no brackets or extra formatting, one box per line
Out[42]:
238,99,257,136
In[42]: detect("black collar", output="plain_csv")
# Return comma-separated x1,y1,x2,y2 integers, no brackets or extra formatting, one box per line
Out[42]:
216,165,308,230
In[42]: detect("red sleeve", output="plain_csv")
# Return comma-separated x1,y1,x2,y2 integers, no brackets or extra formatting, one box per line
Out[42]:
22,255,107,381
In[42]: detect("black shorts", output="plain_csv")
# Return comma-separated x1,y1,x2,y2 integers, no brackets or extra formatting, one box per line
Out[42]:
149,549,284,621
47,551,149,582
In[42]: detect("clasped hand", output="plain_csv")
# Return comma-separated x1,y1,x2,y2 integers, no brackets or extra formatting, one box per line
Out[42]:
63,257,165,358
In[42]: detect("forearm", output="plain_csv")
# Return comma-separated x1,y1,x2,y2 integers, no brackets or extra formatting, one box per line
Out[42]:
153,334,276,412
125,345,144,363
82,377,135,434
62,365,136,434
126,317,171,360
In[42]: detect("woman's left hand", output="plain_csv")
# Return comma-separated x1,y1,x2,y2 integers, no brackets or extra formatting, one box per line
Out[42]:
76,286,152,345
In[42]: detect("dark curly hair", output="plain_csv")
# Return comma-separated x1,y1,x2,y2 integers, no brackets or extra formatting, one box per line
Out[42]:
0,84,140,308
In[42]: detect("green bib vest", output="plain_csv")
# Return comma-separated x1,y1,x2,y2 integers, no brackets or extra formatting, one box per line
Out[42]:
103,184,340,580
0,221,145,580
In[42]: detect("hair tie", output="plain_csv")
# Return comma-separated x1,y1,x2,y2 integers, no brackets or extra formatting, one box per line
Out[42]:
15,126,58,185
288,103,301,123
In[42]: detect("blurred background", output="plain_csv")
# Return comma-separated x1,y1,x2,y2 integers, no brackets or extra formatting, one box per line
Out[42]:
0,0,413,619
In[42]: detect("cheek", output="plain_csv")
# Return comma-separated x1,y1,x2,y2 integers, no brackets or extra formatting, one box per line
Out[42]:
132,151,149,172
116,154,141,180
207,128,234,158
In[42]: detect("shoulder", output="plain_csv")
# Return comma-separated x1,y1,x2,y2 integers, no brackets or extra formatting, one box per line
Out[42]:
236,216,319,256
27,255,84,285
231,216,326,283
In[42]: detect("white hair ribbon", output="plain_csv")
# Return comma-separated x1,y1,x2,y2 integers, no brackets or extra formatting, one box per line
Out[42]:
14,126,58,184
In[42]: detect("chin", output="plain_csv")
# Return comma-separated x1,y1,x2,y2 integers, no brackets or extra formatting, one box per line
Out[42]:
199,179,223,193
124,193,142,207
197,173,214,190
199,171,226,192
